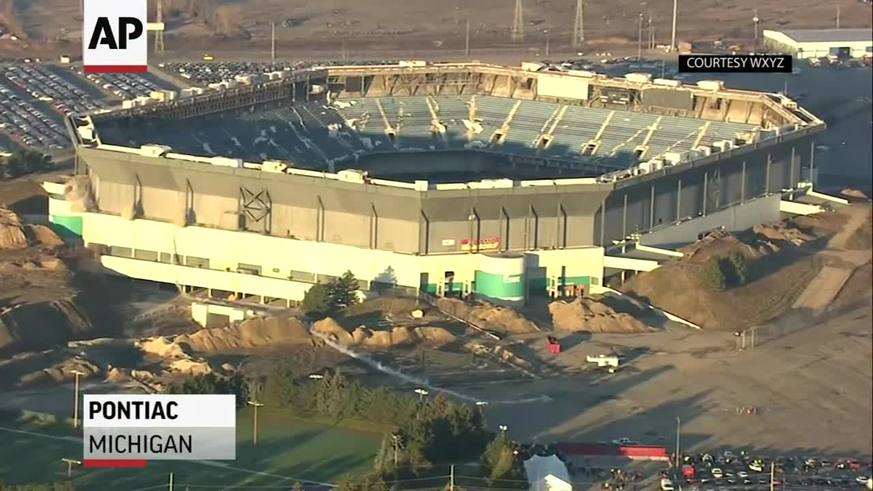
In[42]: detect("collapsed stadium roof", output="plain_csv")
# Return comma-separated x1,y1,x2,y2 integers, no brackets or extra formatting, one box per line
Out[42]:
71,62,824,188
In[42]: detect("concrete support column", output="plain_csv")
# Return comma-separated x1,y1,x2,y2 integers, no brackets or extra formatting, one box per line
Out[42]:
809,139,816,187
599,197,607,246
676,178,682,223
702,172,708,216
649,185,655,230
765,152,772,195
622,193,628,239
741,161,746,203
789,147,796,199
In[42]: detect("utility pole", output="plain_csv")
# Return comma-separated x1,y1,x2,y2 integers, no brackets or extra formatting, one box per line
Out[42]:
770,461,775,491
71,370,85,429
511,0,525,42
637,12,644,60
545,30,551,57
753,10,760,49
572,0,586,49
271,21,276,63
392,433,400,467
670,0,678,51
155,0,166,53
247,400,264,446
465,19,471,57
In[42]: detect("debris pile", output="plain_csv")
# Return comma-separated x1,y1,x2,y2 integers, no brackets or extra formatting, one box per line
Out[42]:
436,297,540,334
549,297,652,333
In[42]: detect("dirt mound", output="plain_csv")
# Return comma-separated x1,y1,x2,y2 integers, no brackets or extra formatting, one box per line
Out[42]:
549,297,652,333
176,316,311,353
752,222,815,247
136,336,190,359
17,357,100,387
841,189,870,200
312,317,355,346
0,208,27,250
24,224,63,248
436,297,539,334
349,325,456,348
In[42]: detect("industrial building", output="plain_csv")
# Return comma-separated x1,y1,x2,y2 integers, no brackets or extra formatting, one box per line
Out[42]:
51,62,825,306
763,28,873,59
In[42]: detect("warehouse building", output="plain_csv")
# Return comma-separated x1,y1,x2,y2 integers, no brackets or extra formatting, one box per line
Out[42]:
763,28,873,59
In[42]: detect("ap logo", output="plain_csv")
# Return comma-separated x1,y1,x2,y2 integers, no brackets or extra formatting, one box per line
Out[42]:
83,0,147,73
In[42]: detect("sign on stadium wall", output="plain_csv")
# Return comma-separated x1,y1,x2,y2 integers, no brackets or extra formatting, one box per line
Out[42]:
460,237,501,251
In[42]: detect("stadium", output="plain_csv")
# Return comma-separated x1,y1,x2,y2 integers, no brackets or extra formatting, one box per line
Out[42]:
50,61,825,305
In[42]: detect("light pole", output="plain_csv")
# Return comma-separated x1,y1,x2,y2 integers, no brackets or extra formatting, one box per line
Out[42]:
670,0,678,51
637,12,644,61
71,370,85,429
753,11,760,50
414,388,429,420
247,400,264,446
674,417,681,468
61,458,81,478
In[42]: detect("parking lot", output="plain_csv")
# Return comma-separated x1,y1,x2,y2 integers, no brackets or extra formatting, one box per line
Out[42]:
158,59,396,85
73,68,176,100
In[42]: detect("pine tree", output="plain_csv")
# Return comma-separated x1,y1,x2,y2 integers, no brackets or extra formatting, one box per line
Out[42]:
328,270,361,310
301,283,331,318
729,251,749,286
701,258,727,291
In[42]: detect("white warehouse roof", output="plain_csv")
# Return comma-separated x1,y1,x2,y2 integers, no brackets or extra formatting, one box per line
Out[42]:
766,28,872,44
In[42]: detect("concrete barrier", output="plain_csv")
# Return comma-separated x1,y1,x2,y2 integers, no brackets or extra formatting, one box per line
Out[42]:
780,200,823,216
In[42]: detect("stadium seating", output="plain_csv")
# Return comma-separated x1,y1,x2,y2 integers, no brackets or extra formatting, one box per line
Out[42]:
94,94,758,172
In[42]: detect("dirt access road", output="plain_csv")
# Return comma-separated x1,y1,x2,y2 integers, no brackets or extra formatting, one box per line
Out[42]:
794,205,872,311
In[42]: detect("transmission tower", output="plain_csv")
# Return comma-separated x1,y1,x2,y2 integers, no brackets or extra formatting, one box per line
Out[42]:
572,0,586,49
511,0,525,42
154,0,166,53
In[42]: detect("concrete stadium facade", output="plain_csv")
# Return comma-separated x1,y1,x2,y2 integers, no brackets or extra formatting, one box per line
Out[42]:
53,62,826,306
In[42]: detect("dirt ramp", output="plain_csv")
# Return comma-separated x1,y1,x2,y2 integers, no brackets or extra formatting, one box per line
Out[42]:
549,297,652,333
436,297,539,334
177,316,311,353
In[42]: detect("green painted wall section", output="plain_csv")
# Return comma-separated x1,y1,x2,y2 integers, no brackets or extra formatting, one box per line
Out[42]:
49,215,83,238
565,276,591,286
474,270,525,300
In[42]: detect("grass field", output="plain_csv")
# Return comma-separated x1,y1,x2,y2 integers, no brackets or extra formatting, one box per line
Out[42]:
0,407,381,489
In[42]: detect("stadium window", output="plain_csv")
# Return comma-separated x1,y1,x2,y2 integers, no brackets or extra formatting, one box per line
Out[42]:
237,263,262,275
289,270,315,282
184,256,210,269
133,249,158,262
159,252,181,264
108,246,132,257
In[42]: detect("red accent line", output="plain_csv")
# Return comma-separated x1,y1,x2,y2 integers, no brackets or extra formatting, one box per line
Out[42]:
83,459,148,468
83,65,148,73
